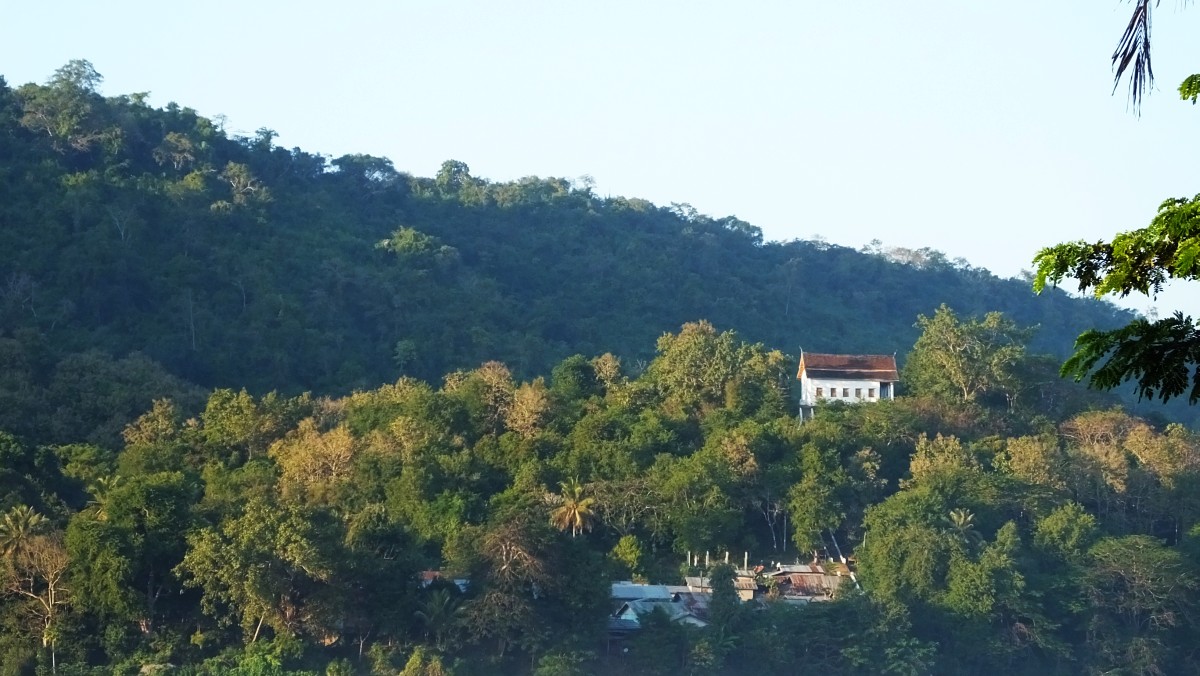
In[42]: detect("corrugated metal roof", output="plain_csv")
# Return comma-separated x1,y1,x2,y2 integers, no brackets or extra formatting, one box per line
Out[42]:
798,353,899,381
607,617,641,633
683,576,757,591
611,583,673,601
778,572,843,596
618,599,709,627
770,564,825,575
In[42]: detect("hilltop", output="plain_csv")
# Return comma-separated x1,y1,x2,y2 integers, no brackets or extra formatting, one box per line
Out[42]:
0,62,1139,443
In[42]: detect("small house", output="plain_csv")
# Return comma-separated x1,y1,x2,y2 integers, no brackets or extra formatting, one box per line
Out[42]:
684,575,759,602
765,564,845,602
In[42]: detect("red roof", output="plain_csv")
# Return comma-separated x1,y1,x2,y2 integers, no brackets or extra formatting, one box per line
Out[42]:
798,353,898,381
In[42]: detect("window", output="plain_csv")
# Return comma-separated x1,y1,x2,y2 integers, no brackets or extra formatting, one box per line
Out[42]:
855,388,862,398
868,388,876,398
842,388,850,397
816,387,823,398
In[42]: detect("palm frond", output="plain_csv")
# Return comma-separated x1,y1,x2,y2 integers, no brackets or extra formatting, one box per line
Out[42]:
1113,0,1156,110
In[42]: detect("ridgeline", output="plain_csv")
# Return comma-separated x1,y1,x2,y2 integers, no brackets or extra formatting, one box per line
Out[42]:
0,62,1137,445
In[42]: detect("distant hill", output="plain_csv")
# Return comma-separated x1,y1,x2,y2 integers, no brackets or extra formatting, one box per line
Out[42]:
0,62,1152,442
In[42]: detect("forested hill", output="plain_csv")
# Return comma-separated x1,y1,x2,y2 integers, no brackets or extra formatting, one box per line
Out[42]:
0,62,1133,442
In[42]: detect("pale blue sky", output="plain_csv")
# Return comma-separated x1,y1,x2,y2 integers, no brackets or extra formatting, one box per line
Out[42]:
2,1,1197,312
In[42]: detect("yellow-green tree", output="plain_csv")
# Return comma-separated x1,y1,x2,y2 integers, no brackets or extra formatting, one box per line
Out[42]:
903,305,1032,405
549,479,595,538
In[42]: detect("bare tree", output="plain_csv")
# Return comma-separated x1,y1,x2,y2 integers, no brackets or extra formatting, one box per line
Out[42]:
2,532,70,673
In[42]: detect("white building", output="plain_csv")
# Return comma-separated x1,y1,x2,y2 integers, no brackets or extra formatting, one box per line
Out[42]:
797,352,898,419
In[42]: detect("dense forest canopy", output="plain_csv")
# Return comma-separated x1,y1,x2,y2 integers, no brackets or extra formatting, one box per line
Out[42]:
5,62,1200,675
0,61,1153,446
3,315,1200,675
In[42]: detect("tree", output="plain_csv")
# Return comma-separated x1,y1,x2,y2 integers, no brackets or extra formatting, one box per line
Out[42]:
459,514,555,656
646,322,786,416
268,420,359,504
1111,0,1198,109
706,563,740,634
1083,535,1200,674
549,479,596,537
944,508,982,548
788,443,846,554
1034,195,1200,403
609,534,644,579
903,305,1033,405
84,475,121,521
507,377,551,439
414,587,460,651
176,498,338,641
399,646,454,676
1,532,70,672
67,471,196,637
1032,6,1200,400
0,505,48,560
18,59,118,153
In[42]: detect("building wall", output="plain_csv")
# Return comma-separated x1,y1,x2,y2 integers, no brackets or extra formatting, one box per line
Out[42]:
799,376,892,406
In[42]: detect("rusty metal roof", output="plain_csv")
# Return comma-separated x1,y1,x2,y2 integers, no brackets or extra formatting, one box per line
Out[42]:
798,353,898,381
684,576,758,591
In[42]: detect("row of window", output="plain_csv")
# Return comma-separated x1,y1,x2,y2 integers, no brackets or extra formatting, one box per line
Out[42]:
815,387,875,399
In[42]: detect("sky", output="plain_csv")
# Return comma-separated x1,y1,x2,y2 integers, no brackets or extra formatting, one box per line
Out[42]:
2,1,1198,313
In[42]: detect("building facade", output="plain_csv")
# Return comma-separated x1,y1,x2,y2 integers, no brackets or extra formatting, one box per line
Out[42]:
797,352,898,419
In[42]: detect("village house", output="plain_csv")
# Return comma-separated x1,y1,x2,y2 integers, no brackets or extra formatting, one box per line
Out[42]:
683,575,759,602
764,563,846,603
607,581,709,651
607,561,850,647
797,352,899,419
417,570,470,593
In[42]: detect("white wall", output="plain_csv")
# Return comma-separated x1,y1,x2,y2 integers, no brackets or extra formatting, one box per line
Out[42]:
799,376,891,405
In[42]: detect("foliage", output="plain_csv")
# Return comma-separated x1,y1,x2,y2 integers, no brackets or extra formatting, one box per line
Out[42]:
903,305,1033,405
0,60,1145,452
1034,192,1200,403
548,479,596,538
0,317,1197,673
3,59,1200,674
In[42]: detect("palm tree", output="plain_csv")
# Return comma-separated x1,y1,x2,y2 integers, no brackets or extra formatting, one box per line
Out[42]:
549,479,596,537
0,505,48,560
1113,0,1156,108
414,588,460,651
86,475,122,521
945,508,982,547
1111,0,1196,109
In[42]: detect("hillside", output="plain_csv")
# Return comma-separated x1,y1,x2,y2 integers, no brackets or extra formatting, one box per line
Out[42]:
0,62,1139,444
7,62,1200,676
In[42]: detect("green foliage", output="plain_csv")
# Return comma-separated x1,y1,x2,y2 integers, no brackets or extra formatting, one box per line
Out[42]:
904,304,1034,405
0,60,1140,450
532,650,594,676
5,59,1200,675
1035,194,1200,403
1181,73,1200,104
609,534,644,579
399,646,454,676
1034,502,1097,562
706,563,739,633
1,316,1200,673
177,498,340,639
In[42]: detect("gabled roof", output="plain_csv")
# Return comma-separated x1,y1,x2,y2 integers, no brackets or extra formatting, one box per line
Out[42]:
617,599,709,627
798,353,898,382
